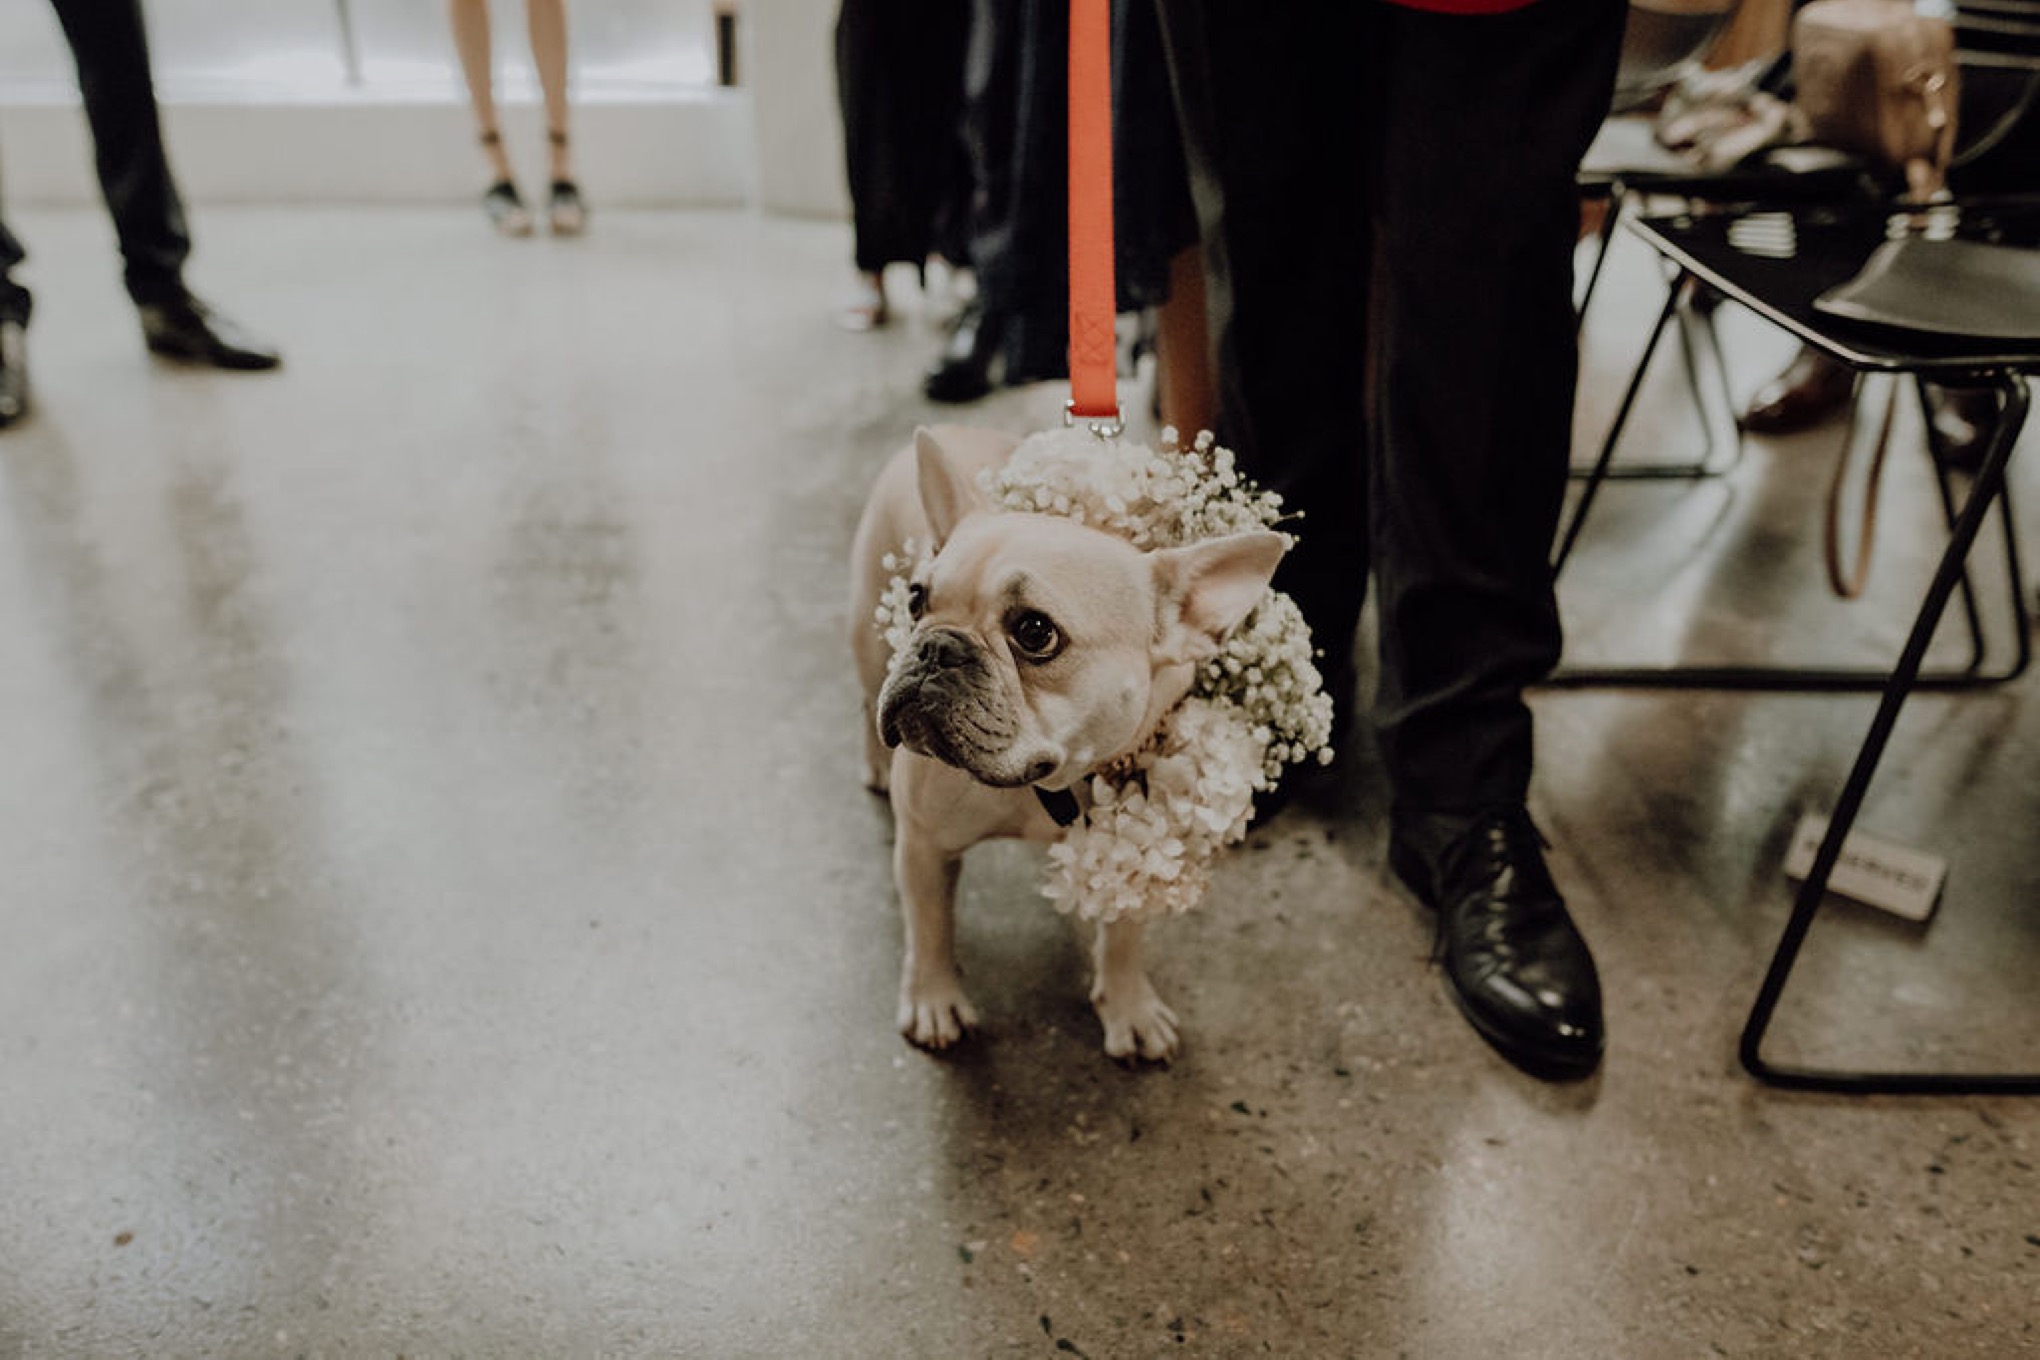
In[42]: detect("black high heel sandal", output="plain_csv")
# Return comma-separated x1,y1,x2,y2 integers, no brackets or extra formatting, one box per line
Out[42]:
546,130,587,236
477,131,532,237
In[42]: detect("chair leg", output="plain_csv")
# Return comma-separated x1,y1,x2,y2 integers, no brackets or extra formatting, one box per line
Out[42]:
1575,182,1625,333
1554,274,1685,573
1572,249,1744,485
1739,374,2038,1096
1918,374,1993,673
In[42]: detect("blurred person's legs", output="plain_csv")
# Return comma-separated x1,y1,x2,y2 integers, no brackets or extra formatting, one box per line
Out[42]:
43,0,279,371
834,0,972,330
1163,0,1624,1080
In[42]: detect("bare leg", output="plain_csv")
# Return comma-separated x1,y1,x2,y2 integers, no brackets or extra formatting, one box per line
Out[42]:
448,0,513,182
527,0,574,180
450,0,533,234
837,269,890,332
527,0,586,233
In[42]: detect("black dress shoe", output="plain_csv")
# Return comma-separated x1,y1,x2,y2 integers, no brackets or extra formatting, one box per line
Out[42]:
1739,345,1853,435
137,294,282,371
923,300,997,404
0,319,26,428
1390,804,1605,1081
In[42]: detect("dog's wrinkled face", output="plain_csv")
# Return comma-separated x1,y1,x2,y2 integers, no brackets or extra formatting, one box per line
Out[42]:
876,431,1288,791
880,513,1171,788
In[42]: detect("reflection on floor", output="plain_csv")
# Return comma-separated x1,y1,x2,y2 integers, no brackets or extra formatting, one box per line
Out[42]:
0,206,2034,1357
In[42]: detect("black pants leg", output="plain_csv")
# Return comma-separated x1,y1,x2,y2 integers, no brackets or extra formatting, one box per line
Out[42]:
1162,0,1624,811
1156,3,1374,683
1368,0,1625,811
48,0,191,307
835,0,973,274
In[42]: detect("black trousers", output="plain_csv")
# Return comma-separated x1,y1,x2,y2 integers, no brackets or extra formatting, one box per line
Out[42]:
835,0,972,276
1159,0,1625,813
0,0,192,325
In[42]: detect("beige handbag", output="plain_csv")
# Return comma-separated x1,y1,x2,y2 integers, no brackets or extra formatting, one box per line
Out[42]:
1791,0,1960,201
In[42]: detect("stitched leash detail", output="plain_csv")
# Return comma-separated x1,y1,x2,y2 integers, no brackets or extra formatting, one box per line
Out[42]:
1067,0,1117,424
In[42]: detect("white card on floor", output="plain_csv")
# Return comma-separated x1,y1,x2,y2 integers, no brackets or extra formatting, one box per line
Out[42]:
1783,813,1947,922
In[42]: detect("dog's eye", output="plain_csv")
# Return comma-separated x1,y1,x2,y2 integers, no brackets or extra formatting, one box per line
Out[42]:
1007,610,1062,662
906,582,928,620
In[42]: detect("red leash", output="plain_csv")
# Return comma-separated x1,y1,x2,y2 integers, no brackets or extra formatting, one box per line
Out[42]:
1067,0,1119,429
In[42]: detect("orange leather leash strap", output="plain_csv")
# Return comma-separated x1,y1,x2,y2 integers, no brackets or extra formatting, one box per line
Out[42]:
1067,0,1118,425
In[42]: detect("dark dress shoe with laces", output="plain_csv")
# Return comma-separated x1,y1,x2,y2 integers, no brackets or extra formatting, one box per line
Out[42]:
0,319,26,427
1739,345,1853,435
138,294,282,371
1390,804,1605,1081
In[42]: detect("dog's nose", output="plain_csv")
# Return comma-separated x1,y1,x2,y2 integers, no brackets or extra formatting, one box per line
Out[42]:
920,628,976,670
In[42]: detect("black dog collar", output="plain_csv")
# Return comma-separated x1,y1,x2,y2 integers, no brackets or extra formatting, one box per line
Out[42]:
1034,786,1082,827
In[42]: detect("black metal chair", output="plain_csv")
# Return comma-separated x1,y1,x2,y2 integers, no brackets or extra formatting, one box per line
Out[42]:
1573,0,1781,486
1551,4,2040,1097
1589,196,2040,1095
1555,0,2040,647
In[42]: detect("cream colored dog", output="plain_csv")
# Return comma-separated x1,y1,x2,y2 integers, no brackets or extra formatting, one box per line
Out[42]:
850,425,1286,1061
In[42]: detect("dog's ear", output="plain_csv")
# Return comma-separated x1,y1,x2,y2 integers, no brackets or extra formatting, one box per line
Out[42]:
1151,531,1290,664
915,427,990,548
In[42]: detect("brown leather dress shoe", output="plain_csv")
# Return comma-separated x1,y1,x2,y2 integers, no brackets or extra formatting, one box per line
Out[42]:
1739,345,1854,435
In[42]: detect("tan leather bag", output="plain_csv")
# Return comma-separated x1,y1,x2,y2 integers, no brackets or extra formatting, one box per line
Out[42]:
1791,0,1960,200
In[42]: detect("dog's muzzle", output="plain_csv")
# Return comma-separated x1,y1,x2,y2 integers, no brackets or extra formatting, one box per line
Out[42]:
877,628,1036,783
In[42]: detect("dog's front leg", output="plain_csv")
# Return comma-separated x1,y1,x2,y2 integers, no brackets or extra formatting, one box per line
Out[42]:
1091,915,1179,1062
893,827,978,1049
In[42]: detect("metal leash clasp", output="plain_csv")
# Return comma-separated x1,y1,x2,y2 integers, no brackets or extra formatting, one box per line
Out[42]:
1064,400,1124,441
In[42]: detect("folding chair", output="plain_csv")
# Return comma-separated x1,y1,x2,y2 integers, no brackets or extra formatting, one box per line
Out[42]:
1594,196,2040,1094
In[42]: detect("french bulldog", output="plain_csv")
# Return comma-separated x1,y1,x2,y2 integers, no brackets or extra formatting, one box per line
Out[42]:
849,425,1287,1061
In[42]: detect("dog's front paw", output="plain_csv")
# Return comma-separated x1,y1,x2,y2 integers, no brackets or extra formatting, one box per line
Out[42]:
898,982,980,1051
1092,976,1179,1063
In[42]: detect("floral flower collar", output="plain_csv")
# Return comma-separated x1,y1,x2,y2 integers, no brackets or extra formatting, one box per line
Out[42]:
875,426,1335,923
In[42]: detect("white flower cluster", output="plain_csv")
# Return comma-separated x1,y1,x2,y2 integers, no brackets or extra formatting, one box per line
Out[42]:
1042,697,1263,922
872,538,927,674
1201,589,1337,787
985,425,1286,549
878,425,1336,924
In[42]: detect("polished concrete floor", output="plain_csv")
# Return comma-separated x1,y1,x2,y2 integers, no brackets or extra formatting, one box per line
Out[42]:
1,205,2036,1358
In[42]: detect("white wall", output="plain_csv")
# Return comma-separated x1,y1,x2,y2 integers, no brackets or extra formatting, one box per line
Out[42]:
743,0,851,219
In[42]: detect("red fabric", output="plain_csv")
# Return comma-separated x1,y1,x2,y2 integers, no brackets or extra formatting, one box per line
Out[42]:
1384,0,1538,12
1067,0,1118,422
